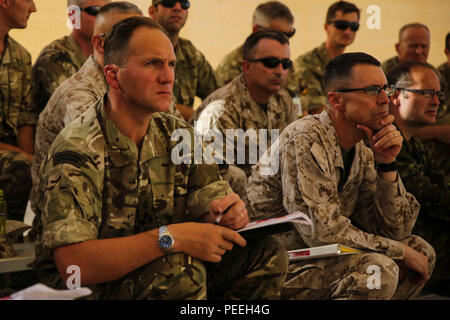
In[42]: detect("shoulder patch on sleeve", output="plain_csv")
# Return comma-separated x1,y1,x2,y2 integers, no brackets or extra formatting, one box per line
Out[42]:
53,150,89,168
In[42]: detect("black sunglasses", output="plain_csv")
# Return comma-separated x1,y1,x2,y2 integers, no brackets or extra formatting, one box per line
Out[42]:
80,6,101,16
329,20,360,32
247,57,293,70
154,0,190,10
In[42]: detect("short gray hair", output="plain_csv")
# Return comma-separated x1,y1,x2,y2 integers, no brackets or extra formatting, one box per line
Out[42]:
252,1,294,27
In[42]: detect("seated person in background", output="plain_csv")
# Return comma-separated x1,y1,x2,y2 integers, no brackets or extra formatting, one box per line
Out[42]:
387,62,450,296
149,0,220,121
437,32,450,123
293,1,360,115
248,52,435,300
215,1,299,98
0,0,37,221
381,23,448,121
30,1,146,220
31,17,288,300
32,0,110,114
193,30,297,212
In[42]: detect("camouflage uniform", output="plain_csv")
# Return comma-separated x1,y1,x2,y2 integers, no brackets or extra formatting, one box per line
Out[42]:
215,44,299,96
437,62,450,124
173,38,220,108
397,136,450,295
293,43,329,113
247,111,436,300
0,36,37,221
31,98,288,300
194,74,298,176
382,56,449,121
32,34,87,114
29,55,182,218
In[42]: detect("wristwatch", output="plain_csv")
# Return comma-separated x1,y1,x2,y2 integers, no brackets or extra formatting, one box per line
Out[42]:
375,161,397,172
158,225,175,254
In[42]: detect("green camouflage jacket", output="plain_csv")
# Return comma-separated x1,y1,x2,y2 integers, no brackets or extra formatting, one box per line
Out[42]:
32,98,232,268
383,56,449,121
437,62,450,123
215,43,298,96
32,34,87,114
397,136,450,223
293,42,329,113
0,36,37,145
174,38,219,108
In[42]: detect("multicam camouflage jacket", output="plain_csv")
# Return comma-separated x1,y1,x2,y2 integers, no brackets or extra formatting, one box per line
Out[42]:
396,136,450,223
32,34,87,114
32,98,232,268
173,37,220,108
215,43,299,96
194,74,298,175
437,62,450,123
0,36,37,145
293,42,329,113
248,111,421,259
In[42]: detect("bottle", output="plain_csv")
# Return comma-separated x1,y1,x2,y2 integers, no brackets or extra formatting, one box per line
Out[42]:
0,189,7,235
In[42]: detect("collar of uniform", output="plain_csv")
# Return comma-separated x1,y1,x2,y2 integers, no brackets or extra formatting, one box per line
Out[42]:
67,33,88,68
239,74,283,125
1,36,13,65
87,54,108,91
317,42,330,66
318,111,345,170
98,98,168,167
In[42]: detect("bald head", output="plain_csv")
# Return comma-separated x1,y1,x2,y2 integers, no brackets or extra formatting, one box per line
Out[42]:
396,24,430,64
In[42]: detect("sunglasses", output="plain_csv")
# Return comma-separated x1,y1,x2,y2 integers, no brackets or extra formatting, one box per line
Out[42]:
247,57,293,70
334,85,396,97
154,0,190,10
329,20,360,32
396,88,446,101
80,6,101,16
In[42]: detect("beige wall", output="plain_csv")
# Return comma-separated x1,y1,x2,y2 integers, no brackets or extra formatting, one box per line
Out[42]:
10,0,450,68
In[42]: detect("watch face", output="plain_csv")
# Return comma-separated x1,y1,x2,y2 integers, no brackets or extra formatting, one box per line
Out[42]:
159,235,173,249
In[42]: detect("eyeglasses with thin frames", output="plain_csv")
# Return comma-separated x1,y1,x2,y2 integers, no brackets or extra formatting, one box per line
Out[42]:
334,85,396,97
395,88,446,101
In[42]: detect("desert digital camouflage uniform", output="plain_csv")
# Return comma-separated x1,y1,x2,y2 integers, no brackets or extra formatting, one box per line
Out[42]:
194,73,298,176
0,36,37,221
29,55,182,218
31,98,288,300
293,43,329,113
32,34,87,114
215,44,299,96
247,111,436,300
173,38,220,108
382,56,449,121
396,136,450,295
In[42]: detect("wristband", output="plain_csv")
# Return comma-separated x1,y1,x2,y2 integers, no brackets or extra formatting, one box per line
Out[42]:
375,161,397,172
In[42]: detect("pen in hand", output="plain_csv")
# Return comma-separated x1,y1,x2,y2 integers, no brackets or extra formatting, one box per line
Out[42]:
213,206,231,225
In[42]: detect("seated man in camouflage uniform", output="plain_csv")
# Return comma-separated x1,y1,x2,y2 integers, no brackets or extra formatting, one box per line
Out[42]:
149,0,220,121
31,17,288,300
387,62,450,296
438,32,450,122
381,23,448,122
193,30,297,213
32,0,110,114
293,1,360,115
30,2,145,220
0,0,38,221
248,53,435,300
215,1,298,98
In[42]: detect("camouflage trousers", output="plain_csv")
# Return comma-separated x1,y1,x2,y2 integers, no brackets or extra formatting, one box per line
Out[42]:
281,235,435,300
38,235,288,300
0,150,31,222
413,214,450,295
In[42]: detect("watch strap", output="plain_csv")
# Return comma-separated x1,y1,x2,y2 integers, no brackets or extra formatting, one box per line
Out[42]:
375,161,397,172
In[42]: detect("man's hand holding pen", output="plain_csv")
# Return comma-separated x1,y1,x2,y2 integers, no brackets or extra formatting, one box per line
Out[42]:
207,193,249,230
